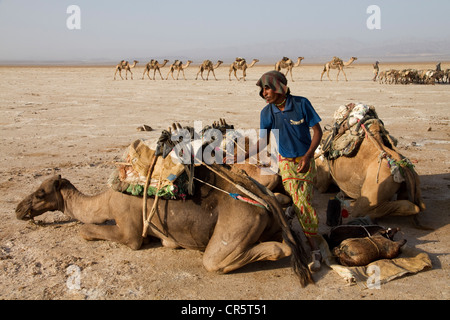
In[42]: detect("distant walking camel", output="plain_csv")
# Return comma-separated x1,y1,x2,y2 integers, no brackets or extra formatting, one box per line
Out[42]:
114,60,138,80
320,57,357,82
275,57,304,82
142,59,170,80
195,60,223,80
228,58,259,81
165,60,193,80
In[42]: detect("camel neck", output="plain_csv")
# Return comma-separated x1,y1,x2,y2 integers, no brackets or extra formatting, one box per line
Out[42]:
60,187,112,224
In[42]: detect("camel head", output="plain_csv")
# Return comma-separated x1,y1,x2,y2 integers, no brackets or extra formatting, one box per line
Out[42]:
15,175,65,220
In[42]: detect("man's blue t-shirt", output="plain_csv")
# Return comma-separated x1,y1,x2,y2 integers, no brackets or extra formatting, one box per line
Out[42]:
260,95,321,158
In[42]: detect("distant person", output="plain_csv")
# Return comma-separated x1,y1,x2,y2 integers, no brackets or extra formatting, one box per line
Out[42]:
436,62,441,71
373,61,380,81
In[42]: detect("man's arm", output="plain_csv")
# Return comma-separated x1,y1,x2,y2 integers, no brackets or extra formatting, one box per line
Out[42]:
297,123,323,173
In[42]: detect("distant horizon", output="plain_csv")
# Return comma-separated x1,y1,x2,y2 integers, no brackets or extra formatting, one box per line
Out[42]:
1,0,449,66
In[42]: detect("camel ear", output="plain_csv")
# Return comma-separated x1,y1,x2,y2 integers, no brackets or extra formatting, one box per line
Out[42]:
53,175,62,190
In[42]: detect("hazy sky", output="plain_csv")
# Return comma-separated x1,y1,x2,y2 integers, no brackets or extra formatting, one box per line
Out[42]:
0,0,449,62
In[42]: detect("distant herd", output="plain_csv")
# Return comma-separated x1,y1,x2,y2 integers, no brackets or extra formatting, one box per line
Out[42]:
113,57,449,85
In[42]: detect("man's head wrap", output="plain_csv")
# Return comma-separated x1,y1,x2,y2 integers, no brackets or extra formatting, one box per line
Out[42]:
256,70,290,99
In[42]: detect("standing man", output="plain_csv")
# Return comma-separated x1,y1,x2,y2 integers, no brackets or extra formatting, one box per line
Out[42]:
231,70,323,271
373,61,380,81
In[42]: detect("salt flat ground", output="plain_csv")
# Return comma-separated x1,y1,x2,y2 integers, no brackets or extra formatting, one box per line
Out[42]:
0,63,448,300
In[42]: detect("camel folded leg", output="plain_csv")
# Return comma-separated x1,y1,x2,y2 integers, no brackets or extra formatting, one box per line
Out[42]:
204,241,291,274
202,210,290,273
351,198,420,219
80,224,143,250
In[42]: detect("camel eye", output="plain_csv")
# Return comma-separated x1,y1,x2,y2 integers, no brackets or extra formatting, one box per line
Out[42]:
35,190,45,199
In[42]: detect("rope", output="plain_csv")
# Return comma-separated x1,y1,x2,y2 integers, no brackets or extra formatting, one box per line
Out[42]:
376,152,387,184
142,155,163,237
194,156,270,211
193,177,267,210
231,138,263,166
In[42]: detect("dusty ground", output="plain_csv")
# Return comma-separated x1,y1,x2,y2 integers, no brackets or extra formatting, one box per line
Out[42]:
0,63,449,301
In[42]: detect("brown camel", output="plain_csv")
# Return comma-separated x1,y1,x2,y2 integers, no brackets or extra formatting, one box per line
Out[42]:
165,60,193,80
228,58,259,81
16,164,313,287
114,60,139,80
195,60,223,81
274,57,304,82
142,59,170,80
320,57,357,82
314,120,426,220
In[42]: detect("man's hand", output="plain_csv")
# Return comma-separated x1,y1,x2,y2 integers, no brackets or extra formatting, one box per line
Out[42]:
297,155,311,173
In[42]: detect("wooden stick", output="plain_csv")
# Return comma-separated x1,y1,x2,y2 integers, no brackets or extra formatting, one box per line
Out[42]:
141,154,160,237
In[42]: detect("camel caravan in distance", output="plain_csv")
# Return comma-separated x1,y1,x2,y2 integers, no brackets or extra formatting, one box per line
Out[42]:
377,63,449,85
112,56,364,81
111,56,446,84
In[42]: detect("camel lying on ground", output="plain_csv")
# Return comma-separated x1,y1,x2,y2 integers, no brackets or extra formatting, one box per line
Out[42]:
314,120,426,220
16,163,313,287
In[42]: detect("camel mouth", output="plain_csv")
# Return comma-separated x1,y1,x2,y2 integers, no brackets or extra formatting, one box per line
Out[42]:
16,208,33,220
15,196,35,220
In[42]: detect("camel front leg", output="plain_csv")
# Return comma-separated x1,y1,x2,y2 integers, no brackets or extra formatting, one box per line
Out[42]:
204,241,291,274
288,68,294,82
320,70,325,81
180,69,186,80
350,169,421,219
352,198,421,219
341,68,348,82
79,224,143,250
327,69,332,81
157,68,164,80
202,209,289,273
211,70,218,81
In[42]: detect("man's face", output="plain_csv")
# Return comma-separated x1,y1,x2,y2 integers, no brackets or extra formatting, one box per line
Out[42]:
262,86,284,104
